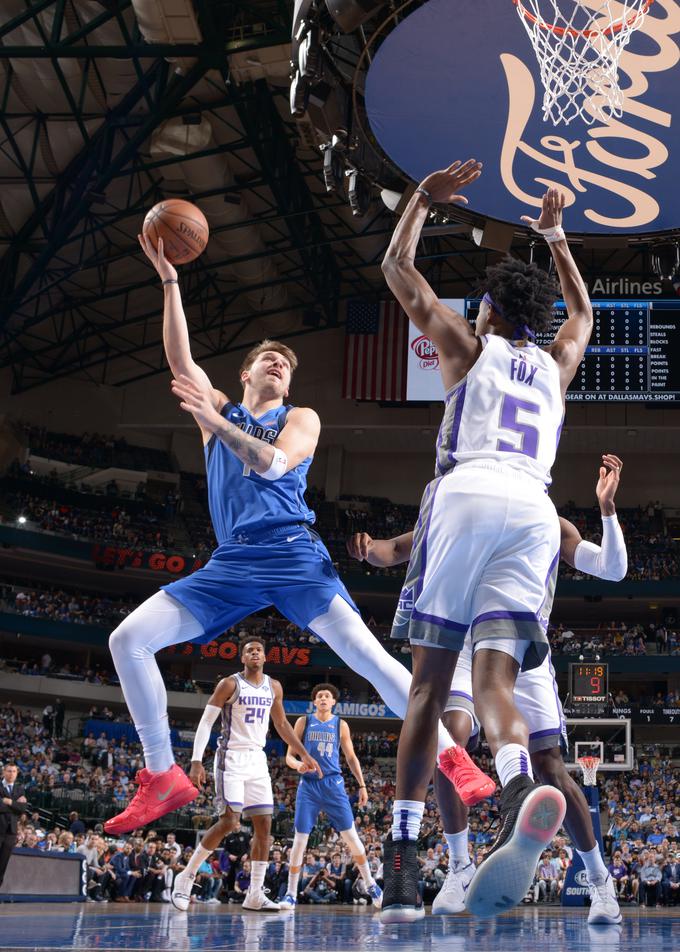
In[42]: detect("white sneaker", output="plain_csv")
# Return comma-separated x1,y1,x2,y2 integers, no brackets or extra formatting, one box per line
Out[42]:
242,891,280,911
588,875,622,925
208,897,221,904
432,862,476,915
279,894,297,911
171,871,195,912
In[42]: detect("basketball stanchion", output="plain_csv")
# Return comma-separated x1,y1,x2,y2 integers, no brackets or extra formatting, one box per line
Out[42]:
562,755,604,906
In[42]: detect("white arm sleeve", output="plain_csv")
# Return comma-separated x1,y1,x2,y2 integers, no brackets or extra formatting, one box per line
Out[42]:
573,513,627,582
191,704,221,762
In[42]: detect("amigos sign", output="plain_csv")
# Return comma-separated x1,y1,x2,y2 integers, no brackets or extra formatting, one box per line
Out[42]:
366,0,680,234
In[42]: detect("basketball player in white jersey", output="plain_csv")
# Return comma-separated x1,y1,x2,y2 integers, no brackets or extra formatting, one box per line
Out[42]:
171,638,321,912
379,162,593,920
348,454,626,924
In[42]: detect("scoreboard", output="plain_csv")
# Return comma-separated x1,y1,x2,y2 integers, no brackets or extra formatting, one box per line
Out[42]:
569,662,609,705
464,299,680,402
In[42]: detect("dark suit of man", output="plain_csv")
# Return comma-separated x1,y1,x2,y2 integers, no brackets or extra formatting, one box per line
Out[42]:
0,780,27,890
662,861,680,905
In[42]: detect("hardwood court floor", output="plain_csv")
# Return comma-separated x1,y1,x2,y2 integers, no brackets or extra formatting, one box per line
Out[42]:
0,902,676,952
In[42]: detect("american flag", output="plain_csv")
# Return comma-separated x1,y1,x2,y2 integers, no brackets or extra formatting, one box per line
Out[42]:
342,300,408,401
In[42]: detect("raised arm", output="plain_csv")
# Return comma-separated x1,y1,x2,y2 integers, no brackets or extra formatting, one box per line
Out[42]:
521,189,593,393
139,234,225,439
559,454,627,581
339,719,368,808
381,161,482,388
346,530,413,567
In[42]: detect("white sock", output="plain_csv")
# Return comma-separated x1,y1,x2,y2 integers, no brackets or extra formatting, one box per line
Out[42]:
577,845,608,884
494,743,534,787
391,800,424,841
108,591,204,773
356,857,376,888
250,860,267,894
287,869,301,897
184,843,211,878
445,828,471,867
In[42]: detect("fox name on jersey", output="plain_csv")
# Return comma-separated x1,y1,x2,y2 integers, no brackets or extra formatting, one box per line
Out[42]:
435,335,563,486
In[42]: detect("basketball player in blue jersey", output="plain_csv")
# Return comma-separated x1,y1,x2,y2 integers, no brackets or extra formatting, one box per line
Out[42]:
170,637,320,912
379,163,594,920
348,455,626,925
103,234,492,836
279,683,383,911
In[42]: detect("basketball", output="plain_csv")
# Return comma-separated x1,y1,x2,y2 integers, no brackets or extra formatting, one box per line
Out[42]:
142,199,209,265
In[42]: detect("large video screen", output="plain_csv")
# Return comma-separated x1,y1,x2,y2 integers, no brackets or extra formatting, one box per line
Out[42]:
406,299,680,403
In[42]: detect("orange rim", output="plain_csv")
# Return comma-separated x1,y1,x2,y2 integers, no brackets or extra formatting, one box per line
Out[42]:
513,0,653,39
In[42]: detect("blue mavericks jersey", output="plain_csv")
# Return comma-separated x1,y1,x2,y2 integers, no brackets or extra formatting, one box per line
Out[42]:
302,714,342,780
205,401,315,543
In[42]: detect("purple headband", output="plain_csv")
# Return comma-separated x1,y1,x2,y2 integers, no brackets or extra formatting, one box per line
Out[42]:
482,292,535,341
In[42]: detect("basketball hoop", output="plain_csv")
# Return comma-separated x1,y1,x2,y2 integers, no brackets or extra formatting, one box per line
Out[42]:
577,754,601,786
513,0,654,125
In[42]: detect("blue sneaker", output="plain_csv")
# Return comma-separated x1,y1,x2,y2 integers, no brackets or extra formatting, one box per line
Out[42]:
279,893,297,912
367,883,383,910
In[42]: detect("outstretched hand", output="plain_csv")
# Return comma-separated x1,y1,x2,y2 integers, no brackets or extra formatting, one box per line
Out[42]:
521,186,566,232
596,454,623,514
171,374,222,432
139,233,177,283
418,159,482,205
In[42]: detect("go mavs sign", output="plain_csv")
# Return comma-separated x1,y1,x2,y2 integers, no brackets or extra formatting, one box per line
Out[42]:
365,0,680,234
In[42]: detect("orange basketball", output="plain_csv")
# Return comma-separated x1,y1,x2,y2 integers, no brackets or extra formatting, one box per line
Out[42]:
142,199,209,265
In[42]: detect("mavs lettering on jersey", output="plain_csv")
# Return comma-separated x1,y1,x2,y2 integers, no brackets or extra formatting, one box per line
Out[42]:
302,714,342,780
218,674,274,751
205,402,315,544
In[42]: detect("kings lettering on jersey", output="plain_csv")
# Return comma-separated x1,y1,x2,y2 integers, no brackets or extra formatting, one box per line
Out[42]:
236,694,273,708
510,354,539,387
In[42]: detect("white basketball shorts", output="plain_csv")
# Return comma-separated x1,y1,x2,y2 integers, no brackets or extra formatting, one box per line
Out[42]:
444,635,568,754
213,748,274,817
392,461,560,670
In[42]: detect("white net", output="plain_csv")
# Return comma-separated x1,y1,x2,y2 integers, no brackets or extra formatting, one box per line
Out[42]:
513,0,653,125
577,755,601,785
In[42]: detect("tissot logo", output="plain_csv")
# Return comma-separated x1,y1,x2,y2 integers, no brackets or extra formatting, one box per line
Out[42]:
366,0,680,235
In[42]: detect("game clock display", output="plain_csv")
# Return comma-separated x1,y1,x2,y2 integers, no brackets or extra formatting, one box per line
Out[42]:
465,299,680,402
569,663,609,703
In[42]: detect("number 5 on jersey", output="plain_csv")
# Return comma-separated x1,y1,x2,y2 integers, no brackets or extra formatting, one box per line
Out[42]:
497,394,540,460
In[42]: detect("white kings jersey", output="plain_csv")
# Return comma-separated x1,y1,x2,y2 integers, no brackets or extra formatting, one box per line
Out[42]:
217,672,274,752
435,335,564,486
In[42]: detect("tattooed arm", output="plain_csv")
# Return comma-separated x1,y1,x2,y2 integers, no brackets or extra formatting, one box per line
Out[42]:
171,374,319,475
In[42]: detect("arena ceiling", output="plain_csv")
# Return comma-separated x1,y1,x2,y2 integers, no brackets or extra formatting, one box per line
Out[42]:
0,0,671,394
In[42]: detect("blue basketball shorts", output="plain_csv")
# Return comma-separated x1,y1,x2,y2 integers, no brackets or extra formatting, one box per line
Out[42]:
294,775,355,834
161,524,358,643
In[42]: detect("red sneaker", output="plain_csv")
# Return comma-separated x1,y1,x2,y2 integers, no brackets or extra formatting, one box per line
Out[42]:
104,764,198,835
438,745,496,807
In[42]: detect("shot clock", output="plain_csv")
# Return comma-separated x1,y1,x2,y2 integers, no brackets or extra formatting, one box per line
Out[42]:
569,662,609,704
